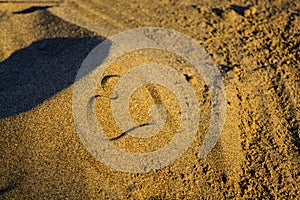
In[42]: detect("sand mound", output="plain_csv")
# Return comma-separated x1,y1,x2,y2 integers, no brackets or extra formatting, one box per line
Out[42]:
1,0,299,198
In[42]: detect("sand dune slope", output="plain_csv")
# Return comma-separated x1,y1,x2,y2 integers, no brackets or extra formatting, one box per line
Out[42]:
1,0,299,198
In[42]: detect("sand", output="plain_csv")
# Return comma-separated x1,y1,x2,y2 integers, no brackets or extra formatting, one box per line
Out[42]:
0,0,299,199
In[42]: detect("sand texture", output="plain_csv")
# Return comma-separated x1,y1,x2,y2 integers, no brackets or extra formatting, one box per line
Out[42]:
0,0,299,199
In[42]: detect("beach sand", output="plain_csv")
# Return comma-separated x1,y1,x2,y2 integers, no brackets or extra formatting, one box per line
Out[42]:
0,0,299,199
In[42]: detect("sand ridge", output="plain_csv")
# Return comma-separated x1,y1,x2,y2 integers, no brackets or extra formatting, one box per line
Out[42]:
0,0,299,199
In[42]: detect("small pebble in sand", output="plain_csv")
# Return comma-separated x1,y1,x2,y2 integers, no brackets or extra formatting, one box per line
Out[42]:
222,9,241,22
244,6,257,17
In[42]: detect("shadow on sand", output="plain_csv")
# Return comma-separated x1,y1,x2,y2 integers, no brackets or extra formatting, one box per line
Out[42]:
0,36,110,118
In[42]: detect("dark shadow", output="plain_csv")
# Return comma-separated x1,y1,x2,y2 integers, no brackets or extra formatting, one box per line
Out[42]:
212,8,223,16
0,37,111,118
12,6,53,14
219,64,234,73
230,5,250,15
0,173,24,196
0,0,61,3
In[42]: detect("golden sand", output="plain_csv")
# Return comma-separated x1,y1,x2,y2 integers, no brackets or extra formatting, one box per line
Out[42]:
0,0,299,198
